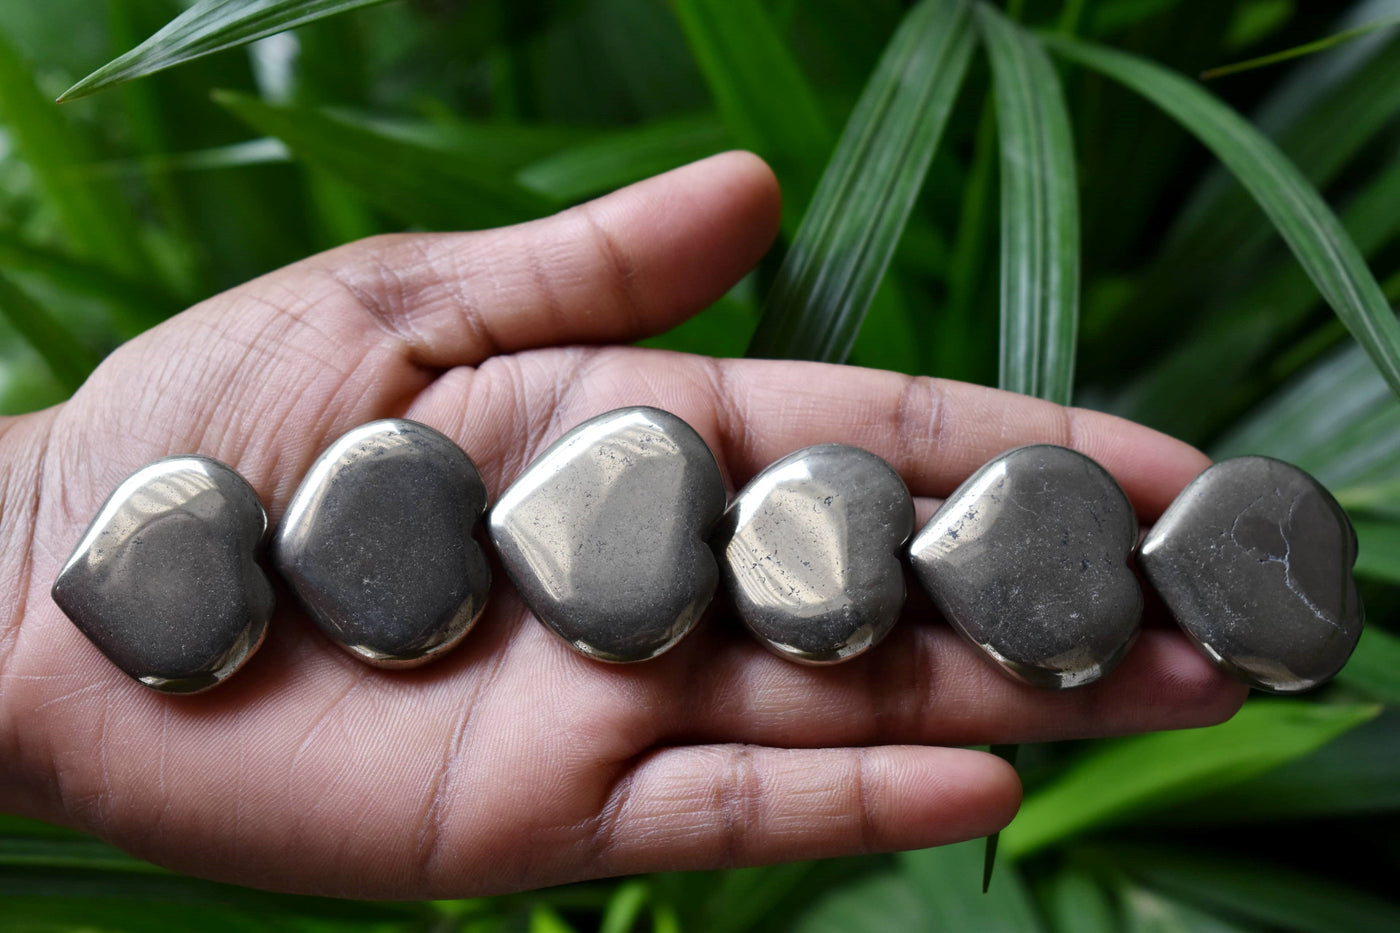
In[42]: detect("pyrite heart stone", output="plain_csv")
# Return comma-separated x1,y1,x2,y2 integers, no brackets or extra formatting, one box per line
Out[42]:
52,456,273,694
1138,456,1362,694
714,444,914,664
908,444,1142,689
488,406,726,662
274,419,491,667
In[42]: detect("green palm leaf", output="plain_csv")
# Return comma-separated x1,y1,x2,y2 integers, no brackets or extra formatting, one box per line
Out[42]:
977,4,1080,405
1002,700,1378,859
214,92,554,230
60,0,394,101
747,0,975,362
672,0,831,229
1044,32,1400,401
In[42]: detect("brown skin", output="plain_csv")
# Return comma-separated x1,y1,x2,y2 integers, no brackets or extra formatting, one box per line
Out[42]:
0,153,1246,899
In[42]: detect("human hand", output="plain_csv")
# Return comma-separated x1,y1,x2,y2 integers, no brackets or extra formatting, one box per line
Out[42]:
0,152,1245,899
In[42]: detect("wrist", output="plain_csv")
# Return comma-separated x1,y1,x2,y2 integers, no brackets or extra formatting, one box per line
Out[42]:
0,409,57,817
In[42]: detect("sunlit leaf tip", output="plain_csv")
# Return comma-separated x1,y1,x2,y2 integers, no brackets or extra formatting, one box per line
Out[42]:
59,0,394,102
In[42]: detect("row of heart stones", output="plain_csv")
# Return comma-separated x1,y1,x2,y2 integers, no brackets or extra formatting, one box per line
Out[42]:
52,407,1362,696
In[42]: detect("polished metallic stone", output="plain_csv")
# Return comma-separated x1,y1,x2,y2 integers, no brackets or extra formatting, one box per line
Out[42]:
714,444,914,664
908,444,1142,689
51,456,273,694
1139,456,1362,694
274,419,490,668
488,406,726,662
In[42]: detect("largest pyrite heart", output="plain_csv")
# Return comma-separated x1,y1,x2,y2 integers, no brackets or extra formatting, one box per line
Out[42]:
1138,456,1362,694
908,444,1142,689
273,419,491,668
51,456,273,693
714,444,914,664
488,406,726,662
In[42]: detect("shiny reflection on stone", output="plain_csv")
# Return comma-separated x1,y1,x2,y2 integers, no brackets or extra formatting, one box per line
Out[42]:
908,445,1142,689
488,406,726,662
1139,456,1362,694
714,444,913,664
274,419,491,668
51,456,273,694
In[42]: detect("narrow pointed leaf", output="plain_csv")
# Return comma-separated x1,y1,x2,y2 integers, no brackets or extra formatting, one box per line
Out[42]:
1045,33,1400,401
747,0,976,362
977,4,1080,405
60,0,394,101
1001,700,1379,858
1201,16,1400,80
214,92,555,230
672,0,831,226
980,741,1018,893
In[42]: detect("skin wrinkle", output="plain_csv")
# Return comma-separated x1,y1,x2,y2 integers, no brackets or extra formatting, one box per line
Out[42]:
65,689,114,834
415,238,504,367
0,421,45,683
413,628,513,883
895,375,946,472
311,237,442,353
719,744,760,868
577,199,649,339
286,675,369,781
700,357,749,491
866,625,930,743
586,748,642,869
524,236,569,351
852,747,876,855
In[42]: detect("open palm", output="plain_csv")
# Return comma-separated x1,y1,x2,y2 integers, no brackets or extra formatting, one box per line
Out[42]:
0,153,1244,899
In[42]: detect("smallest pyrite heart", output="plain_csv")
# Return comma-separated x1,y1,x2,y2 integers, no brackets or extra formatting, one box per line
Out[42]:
714,444,914,664
908,444,1142,689
52,456,273,694
488,406,726,663
1138,456,1363,694
274,419,491,668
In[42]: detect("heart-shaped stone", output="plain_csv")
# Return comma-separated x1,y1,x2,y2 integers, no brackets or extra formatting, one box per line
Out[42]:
908,444,1142,688
1138,456,1362,694
273,419,491,668
52,456,273,693
488,406,726,662
713,444,914,664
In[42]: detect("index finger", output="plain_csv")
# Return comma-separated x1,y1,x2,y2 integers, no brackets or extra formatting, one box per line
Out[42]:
424,349,1209,522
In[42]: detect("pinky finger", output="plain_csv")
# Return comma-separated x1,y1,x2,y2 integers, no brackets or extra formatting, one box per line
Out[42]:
590,745,1021,876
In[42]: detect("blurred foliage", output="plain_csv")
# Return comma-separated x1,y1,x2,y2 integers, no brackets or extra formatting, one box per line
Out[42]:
2,0,1400,929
